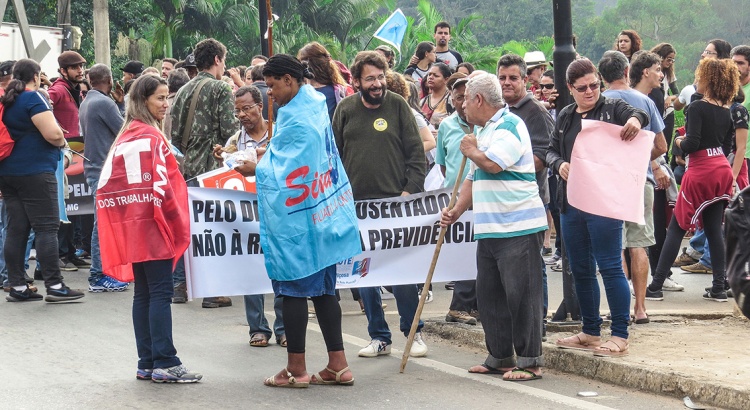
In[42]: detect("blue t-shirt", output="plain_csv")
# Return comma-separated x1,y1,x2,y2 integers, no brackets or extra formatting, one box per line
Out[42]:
315,84,337,121
0,90,61,176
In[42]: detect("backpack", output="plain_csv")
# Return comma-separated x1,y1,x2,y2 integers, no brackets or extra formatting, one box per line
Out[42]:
0,104,16,161
723,186,750,319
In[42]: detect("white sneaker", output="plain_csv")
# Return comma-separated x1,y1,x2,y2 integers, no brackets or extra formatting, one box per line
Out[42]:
358,339,391,357
663,277,685,291
422,290,433,303
410,333,428,357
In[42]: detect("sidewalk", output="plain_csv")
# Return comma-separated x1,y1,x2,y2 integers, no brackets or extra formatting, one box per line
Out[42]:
422,265,750,410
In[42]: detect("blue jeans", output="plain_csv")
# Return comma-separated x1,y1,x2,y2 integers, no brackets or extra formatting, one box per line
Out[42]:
132,259,182,370
688,229,712,268
561,205,630,339
87,177,103,283
359,284,423,345
244,294,284,340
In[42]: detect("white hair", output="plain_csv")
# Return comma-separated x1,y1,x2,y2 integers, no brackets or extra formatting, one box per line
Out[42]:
466,73,504,108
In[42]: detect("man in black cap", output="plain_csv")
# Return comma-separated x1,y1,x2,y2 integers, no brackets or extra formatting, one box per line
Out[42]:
122,60,144,83
182,54,198,79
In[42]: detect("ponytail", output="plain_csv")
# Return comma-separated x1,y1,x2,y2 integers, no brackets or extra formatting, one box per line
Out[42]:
0,79,26,107
0,58,41,108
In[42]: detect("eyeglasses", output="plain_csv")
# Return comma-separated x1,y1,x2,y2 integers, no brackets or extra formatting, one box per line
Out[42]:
363,74,386,83
233,103,259,116
702,50,717,56
571,82,599,93
539,83,555,90
665,57,676,63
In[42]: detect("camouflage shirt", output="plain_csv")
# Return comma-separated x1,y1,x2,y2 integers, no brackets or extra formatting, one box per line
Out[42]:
170,71,239,177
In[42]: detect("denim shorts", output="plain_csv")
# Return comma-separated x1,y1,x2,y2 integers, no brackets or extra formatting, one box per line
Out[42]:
272,265,336,298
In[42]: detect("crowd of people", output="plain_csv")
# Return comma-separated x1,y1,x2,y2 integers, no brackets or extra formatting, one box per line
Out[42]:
1,21,748,385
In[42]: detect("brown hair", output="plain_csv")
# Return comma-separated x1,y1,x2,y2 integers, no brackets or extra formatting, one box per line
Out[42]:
614,30,642,57
696,58,740,105
566,58,597,85
297,42,346,87
350,51,387,81
650,43,676,82
386,71,409,100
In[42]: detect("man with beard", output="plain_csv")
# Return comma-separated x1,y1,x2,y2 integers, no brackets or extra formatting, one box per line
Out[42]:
48,51,91,271
161,58,178,80
433,22,463,71
732,46,750,111
332,51,427,358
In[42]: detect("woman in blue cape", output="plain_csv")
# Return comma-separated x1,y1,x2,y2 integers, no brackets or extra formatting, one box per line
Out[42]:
236,54,360,388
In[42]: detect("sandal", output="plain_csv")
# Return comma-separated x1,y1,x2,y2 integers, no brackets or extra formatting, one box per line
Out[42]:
555,333,601,351
277,334,287,348
249,333,269,347
593,338,629,357
503,367,543,382
468,364,514,375
310,366,354,386
263,368,309,388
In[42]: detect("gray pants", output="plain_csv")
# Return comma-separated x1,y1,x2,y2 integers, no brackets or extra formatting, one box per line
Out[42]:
476,233,545,369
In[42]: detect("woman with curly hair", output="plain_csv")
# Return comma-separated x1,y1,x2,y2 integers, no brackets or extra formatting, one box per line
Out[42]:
648,58,740,302
297,41,350,120
614,30,642,61
386,72,436,155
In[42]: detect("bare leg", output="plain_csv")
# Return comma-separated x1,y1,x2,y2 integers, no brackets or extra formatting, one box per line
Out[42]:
629,247,649,321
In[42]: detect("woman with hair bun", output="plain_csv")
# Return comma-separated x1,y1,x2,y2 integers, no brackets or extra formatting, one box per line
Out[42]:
252,54,361,388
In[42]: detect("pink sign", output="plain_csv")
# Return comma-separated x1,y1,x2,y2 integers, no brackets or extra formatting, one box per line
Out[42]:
567,120,654,224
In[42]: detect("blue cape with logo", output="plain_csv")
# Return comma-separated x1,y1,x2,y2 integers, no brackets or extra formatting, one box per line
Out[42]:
256,84,361,281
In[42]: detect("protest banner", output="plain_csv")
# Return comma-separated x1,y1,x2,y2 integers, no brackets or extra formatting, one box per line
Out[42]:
64,137,95,215
197,167,257,193
185,187,477,298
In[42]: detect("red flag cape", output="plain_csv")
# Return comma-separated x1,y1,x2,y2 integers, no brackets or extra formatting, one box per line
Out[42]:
96,120,190,282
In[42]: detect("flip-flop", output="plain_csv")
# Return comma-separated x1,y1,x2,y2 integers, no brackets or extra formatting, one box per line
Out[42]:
503,367,542,382
634,316,650,324
277,334,287,348
249,333,269,347
556,333,601,351
593,338,629,357
310,366,354,386
263,368,309,388
468,364,513,375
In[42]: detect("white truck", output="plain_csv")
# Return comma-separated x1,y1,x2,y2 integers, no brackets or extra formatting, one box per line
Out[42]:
0,22,64,77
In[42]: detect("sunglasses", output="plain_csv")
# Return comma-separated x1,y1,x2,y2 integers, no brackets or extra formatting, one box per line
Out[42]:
571,82,599,93
539,84,555,90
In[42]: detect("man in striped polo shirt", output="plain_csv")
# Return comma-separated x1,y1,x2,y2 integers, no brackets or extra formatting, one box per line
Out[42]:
441,73,547,381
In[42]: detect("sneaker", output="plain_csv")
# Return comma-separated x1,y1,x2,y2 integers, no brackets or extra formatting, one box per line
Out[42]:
65,256,91,268
542,247,553,256
469,309,481,322
59,259,78,272
173,283,187,304
358,339,391,357
681,261,712,274
663,277,685,292
75,249,91,260
89,276,129,293
136,368,153,380
704,287,733,298
202,296,232,308
645,287,663,301
410,333,428,357
422,290,433,304
445,310,477,325
6,287,43,302
45,284,85,302
673,247,698,267
544,254,561,265
151,364,202,383
550,260,563,272
703,290,728,302
444,281,455,290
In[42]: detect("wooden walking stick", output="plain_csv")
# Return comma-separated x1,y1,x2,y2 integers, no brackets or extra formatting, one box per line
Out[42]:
400,155,468,373
265,0,274,138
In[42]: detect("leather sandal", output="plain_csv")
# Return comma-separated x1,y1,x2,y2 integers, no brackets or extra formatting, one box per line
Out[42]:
263,368,309,388
249,333,269,347
555,333,601,351
310,366,354,386
593,338,629,357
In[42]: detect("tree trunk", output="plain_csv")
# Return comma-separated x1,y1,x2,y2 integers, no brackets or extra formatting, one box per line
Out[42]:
93,0,111,65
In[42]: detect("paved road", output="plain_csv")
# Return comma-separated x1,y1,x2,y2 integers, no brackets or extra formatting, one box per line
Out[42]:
0,262,698,409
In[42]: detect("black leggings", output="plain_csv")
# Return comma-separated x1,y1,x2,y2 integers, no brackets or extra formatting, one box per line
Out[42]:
650,201,727,292
282,294,344,354
648,189,669,275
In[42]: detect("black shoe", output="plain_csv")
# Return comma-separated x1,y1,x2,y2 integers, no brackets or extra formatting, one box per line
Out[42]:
645,287,663,301
59,259,78,272
703,290,728,302
6,287,43,302
65,256,91,268
45,284,85,302
34,266,43,280
444,281,455,290
704,286,734,298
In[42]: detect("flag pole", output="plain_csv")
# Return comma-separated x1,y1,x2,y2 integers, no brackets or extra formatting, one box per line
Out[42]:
400,155,467,373
265,0,274,139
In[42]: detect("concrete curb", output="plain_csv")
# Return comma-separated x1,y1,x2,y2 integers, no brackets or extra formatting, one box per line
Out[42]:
423,319,750,410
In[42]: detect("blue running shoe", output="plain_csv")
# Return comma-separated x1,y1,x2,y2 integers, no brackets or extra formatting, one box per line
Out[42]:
152,365,202,383
89,276,129,293
136,369,153,380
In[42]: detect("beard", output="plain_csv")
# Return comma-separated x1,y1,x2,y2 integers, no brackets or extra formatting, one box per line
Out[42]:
361,84,387,106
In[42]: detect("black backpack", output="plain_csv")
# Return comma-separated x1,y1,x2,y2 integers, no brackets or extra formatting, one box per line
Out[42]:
724,187,750,319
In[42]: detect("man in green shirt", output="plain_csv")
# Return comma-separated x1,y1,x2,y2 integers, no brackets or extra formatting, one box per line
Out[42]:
731,46,750,112
332,51,427,358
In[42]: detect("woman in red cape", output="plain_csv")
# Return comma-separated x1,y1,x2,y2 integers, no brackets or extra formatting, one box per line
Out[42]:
97,75,200,383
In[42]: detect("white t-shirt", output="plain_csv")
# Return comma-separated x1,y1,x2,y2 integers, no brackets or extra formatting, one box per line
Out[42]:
678,84,696,106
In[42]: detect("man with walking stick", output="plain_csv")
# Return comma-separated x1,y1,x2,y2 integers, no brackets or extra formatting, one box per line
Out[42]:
440,73,547,381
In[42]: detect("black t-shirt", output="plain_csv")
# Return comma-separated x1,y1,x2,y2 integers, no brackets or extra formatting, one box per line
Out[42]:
682,100,733,155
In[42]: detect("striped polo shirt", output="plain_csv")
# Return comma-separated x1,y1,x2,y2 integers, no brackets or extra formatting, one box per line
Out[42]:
467,107,547,239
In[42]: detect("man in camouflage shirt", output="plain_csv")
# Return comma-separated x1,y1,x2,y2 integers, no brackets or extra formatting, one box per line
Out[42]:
170,38,238,179
169,38,238,308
